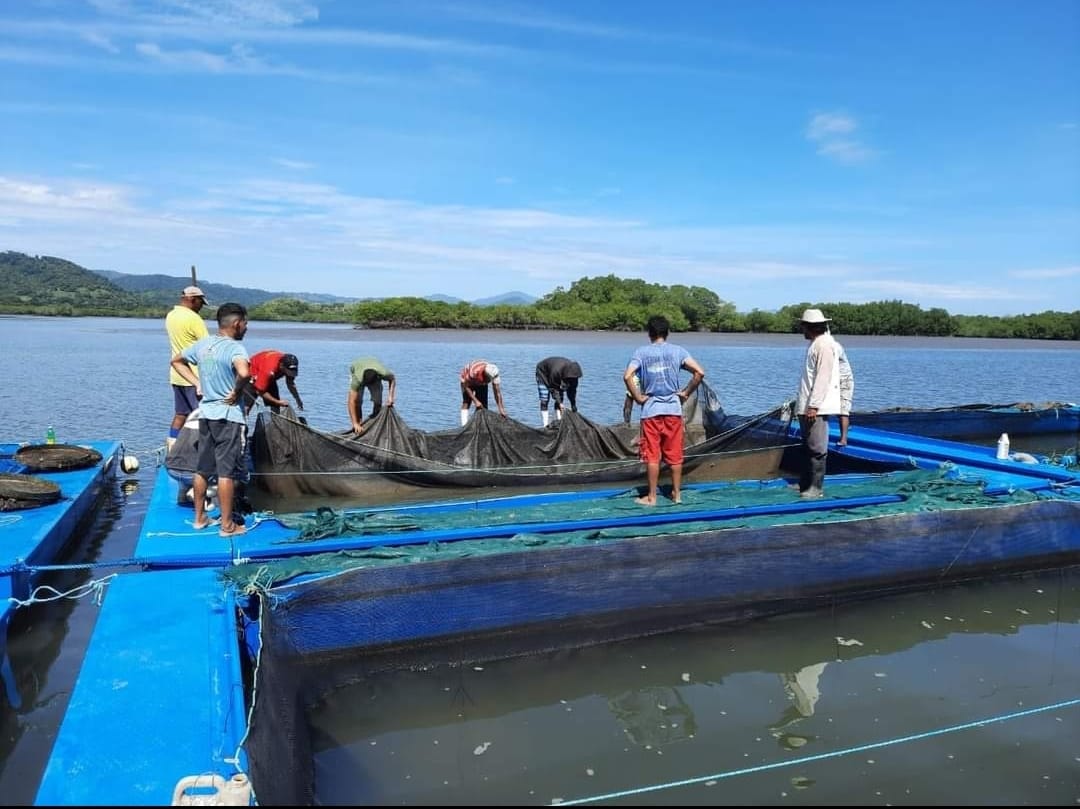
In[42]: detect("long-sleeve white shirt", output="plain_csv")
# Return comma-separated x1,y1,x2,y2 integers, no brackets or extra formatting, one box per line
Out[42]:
796,332,842,415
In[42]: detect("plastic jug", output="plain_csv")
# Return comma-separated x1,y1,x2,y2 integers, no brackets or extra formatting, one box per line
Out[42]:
996,433,1010,460
45,426,56,445
172,773,251,806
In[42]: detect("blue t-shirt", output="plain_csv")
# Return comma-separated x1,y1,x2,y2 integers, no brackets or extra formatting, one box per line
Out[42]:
627,341,692,419
181,335,249,424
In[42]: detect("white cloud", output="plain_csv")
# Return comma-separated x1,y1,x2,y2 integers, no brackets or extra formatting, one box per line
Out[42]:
81,30,120,53
844,278,1036,303
274,158,315,171
90,0,319,27
1011,265,1080,279
806,112,877,164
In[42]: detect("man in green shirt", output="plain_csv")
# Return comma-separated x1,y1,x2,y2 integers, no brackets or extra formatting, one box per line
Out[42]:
348,356,396,434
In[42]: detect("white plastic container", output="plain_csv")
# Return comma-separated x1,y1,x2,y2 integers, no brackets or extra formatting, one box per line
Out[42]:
172,773,251,806
996,433,1010,460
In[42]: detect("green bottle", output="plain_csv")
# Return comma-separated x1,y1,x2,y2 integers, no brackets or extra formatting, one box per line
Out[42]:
46,425,56,444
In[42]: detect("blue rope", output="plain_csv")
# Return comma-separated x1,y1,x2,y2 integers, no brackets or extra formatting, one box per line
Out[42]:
552,696,1080,806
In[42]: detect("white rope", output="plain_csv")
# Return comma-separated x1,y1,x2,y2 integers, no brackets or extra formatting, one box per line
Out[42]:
6,572,117,610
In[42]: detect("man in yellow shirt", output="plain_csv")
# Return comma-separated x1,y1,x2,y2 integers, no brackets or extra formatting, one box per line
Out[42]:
165,285,209,448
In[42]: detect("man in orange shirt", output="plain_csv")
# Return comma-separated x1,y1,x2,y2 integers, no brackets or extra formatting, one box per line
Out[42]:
459,359,506,426
244,350,304,415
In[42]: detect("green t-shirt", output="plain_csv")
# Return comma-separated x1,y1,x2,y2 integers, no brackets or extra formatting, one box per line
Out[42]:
350,357,394,391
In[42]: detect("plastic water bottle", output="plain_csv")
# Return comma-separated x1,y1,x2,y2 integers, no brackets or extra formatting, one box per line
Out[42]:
996,432,1010,460
45,425,56,445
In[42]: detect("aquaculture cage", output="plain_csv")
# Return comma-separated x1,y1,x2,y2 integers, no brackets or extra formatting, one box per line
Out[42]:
227,469,1080,804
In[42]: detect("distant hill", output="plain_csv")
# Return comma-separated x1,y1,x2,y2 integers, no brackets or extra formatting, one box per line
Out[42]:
472,291,538,306
0,251,148,315
96,269,536,307
1,251,538,313
424,292,537,306
93,269,358,307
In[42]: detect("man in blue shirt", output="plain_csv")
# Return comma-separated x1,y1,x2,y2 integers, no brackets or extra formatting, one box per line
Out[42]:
624,315,706,506
170,302,251,537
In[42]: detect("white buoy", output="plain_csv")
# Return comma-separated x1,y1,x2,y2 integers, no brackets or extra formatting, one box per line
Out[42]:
121,455,140,474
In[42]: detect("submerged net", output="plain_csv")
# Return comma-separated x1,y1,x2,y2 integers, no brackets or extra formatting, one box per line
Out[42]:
233,467,1080,804
248,380,797,500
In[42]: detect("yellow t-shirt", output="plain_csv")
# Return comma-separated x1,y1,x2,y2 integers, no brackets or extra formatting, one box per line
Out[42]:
166,305,209,386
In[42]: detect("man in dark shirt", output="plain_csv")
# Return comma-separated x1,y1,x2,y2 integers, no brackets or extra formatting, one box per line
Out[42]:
535,356,584,427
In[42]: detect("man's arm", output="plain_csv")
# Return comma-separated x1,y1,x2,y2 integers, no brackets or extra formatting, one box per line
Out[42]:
679,357,705,401
223,357,251,406
808,341,837,412
348,388,364,432
286,378,304,410
170,353,201,395
493,381,507,416
386,375,396,407
624,365,646,406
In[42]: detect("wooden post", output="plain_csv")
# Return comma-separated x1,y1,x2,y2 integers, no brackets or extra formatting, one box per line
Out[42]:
190,265,198,285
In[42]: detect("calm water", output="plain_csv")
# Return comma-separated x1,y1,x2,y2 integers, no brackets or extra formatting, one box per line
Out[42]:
1,316,1079,805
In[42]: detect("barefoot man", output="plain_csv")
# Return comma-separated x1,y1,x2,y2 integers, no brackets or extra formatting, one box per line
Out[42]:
624,315,705,506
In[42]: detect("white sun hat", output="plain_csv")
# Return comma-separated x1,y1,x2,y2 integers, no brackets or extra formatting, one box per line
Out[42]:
800,308,832,324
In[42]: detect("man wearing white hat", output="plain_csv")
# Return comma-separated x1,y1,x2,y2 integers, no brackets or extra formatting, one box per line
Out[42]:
165,285,210,449
794,308,842,498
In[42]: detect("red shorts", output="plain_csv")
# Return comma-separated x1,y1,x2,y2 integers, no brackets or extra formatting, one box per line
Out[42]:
638,415,685,465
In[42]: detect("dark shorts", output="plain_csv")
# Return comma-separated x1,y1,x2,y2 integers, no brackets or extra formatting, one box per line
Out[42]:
639,415,685,466
196,419,247,481
173,384,199,416
537,383,559,408
462,384,489,409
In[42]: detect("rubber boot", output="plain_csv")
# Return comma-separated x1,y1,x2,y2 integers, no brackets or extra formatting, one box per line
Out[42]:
800,455,826,499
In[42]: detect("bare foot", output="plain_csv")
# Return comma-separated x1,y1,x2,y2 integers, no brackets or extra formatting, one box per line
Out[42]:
634,496,657,506
192,517,220,530
671,497,682,505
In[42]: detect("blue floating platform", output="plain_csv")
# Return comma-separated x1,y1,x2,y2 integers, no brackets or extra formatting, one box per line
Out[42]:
1,440,121,641
33,427,1080,805
35,567,248,806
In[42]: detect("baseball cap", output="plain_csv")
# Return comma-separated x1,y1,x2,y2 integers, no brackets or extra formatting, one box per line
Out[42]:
280,354,300,377
183,285,209,302
484,362,501,380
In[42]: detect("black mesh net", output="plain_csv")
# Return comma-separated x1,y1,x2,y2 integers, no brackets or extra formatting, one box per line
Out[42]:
248,381,797,502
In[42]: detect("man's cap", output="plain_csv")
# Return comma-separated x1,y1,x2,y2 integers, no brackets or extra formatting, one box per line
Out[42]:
183,285,209,302
800,308,832,324
484,362,501,380
280,353,299,377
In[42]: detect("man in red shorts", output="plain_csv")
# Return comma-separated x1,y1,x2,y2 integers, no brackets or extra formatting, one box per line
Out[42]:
623,315,706,506
244,350,304,416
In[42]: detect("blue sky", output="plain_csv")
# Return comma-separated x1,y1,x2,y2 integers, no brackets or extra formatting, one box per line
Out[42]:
2,0,1077,315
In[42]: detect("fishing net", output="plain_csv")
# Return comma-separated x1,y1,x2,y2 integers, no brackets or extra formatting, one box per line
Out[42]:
248,380,798,501
14,443,102,472
0,472,62,511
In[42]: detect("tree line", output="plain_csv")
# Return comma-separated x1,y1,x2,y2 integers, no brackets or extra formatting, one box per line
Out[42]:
3,252,1077,339
333,275,1080,339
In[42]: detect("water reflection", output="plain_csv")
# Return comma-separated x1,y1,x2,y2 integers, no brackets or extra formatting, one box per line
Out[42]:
607,686,697,748
307,568,1080,806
